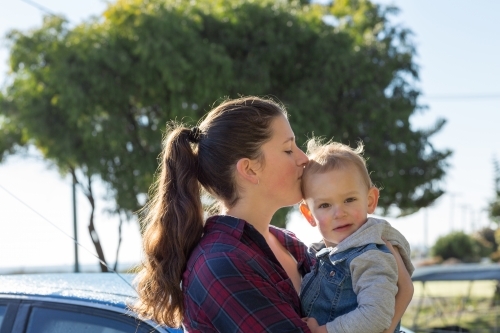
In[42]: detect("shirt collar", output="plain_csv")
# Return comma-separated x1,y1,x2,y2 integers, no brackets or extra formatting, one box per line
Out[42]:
204,215,247,239
205,215,303,250
270,225,309,268
204,215,310,270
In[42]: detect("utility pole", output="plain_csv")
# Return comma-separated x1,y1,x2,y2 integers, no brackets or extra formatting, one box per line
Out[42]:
72,172,80,273
423,208,428,256
470,208,476,233
449,192,460,231
460,204,469,232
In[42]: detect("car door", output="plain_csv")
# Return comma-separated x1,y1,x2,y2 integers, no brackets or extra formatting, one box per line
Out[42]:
0,299,19,333
0,297,169,333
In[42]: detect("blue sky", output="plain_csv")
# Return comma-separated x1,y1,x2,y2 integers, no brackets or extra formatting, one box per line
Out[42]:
1,0,499,271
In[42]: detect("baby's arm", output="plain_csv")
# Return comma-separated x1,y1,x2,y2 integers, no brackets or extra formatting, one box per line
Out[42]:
324,250,398,333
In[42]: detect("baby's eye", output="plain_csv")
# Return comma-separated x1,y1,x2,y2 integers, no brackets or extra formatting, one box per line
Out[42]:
318,203,330,209
345,197,356,203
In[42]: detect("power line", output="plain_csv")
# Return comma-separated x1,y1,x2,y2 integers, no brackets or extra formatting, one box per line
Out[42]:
0,183,135,291
10,0,500,104
18,0,56,16
424,94,500,100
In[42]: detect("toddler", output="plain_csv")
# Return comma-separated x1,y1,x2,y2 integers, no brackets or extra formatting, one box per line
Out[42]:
299,140,414,333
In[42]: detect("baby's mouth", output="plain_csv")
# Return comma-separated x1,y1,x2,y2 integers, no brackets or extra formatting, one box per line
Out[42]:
334,224,350,231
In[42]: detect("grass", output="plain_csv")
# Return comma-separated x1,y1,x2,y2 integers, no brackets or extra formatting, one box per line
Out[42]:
402,281,500,332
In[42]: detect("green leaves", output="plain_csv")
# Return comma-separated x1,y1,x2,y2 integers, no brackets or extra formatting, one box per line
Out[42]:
489,158,500,223
432,231,481,263
0,0,451,228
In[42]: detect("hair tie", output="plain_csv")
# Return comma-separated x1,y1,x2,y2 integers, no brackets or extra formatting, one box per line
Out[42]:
188,127,202,143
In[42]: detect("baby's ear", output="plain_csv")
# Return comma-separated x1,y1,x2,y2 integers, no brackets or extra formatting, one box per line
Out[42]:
367,187,380,214
299,202,316,227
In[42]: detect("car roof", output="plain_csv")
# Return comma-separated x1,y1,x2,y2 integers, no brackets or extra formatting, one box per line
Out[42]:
0,273,182,333
0,273,137,308
1,273,414,333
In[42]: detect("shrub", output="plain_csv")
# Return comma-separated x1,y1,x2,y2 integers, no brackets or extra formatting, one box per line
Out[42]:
472,227,497,258
432,231,480,263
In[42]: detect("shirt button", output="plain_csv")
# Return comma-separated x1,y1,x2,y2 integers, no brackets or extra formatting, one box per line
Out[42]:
330,271,336,277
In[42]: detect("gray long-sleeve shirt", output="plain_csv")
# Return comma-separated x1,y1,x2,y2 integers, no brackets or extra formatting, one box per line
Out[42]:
320,217,414,333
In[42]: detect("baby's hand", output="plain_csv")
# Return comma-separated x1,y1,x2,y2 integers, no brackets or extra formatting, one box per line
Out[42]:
305,317,327,333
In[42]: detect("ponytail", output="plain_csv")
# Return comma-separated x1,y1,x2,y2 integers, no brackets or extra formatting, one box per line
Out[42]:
134,125,203,327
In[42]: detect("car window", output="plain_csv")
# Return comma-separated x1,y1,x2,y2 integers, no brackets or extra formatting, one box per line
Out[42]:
0,305,6,328
25,307,157,333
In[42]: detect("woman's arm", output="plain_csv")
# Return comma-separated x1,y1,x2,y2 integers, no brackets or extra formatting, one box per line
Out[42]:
383,241,414,333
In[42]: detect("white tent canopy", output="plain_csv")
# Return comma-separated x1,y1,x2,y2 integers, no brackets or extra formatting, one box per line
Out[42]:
412,263,500,282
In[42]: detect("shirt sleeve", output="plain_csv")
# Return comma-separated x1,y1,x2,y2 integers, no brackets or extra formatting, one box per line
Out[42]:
184,252,311,333
325,250,398,333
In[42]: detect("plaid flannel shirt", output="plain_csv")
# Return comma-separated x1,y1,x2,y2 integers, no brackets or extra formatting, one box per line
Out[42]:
182,215,314,333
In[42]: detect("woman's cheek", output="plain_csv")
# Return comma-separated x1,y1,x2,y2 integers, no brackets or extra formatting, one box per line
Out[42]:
272,164,294,187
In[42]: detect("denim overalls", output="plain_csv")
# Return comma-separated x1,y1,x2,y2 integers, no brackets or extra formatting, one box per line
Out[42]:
300,243,400,333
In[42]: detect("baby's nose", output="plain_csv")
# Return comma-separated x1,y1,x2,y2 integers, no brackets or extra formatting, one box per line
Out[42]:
333,207,346,218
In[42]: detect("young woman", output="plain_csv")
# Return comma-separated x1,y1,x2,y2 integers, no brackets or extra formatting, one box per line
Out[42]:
133,96,413,332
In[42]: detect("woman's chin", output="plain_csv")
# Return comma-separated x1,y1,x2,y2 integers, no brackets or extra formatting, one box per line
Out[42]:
282,196,303,208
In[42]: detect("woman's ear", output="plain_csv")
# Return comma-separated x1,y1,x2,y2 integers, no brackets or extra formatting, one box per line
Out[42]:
235,158,259,185
367,187,380,214
299,202,317,227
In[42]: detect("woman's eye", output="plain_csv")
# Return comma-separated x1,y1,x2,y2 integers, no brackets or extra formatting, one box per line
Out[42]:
318,203,330,209
285,150,293,154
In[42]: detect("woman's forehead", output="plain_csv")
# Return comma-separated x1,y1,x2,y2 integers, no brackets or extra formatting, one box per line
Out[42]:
270,115,294,140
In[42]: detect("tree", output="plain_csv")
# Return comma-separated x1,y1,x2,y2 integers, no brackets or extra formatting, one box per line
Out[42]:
486,158,500,305
472,227,497,259
1,0,450,238
432,231,480,263
487,158,500,263
489,158,500,223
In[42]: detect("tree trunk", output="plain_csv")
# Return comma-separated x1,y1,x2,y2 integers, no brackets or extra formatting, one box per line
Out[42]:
84,175,108,272
72,169,109,272
113,213,124,271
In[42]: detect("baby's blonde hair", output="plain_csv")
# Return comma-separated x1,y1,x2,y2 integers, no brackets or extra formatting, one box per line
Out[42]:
302,138,374,192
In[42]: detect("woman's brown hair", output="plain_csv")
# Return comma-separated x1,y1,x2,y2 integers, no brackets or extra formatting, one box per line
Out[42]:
133,96,287,327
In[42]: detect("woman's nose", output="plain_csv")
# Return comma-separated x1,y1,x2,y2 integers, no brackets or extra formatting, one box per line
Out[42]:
297,148,309,167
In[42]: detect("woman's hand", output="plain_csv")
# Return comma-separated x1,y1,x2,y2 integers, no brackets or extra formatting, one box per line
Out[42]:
383,240,414,333
305,317,328,333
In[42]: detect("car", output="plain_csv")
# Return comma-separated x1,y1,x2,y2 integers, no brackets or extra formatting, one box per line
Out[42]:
0,272,417,333
0,273,182,333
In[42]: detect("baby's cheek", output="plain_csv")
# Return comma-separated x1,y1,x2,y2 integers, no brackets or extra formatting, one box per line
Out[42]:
316,215,330,228
351,210,366,223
